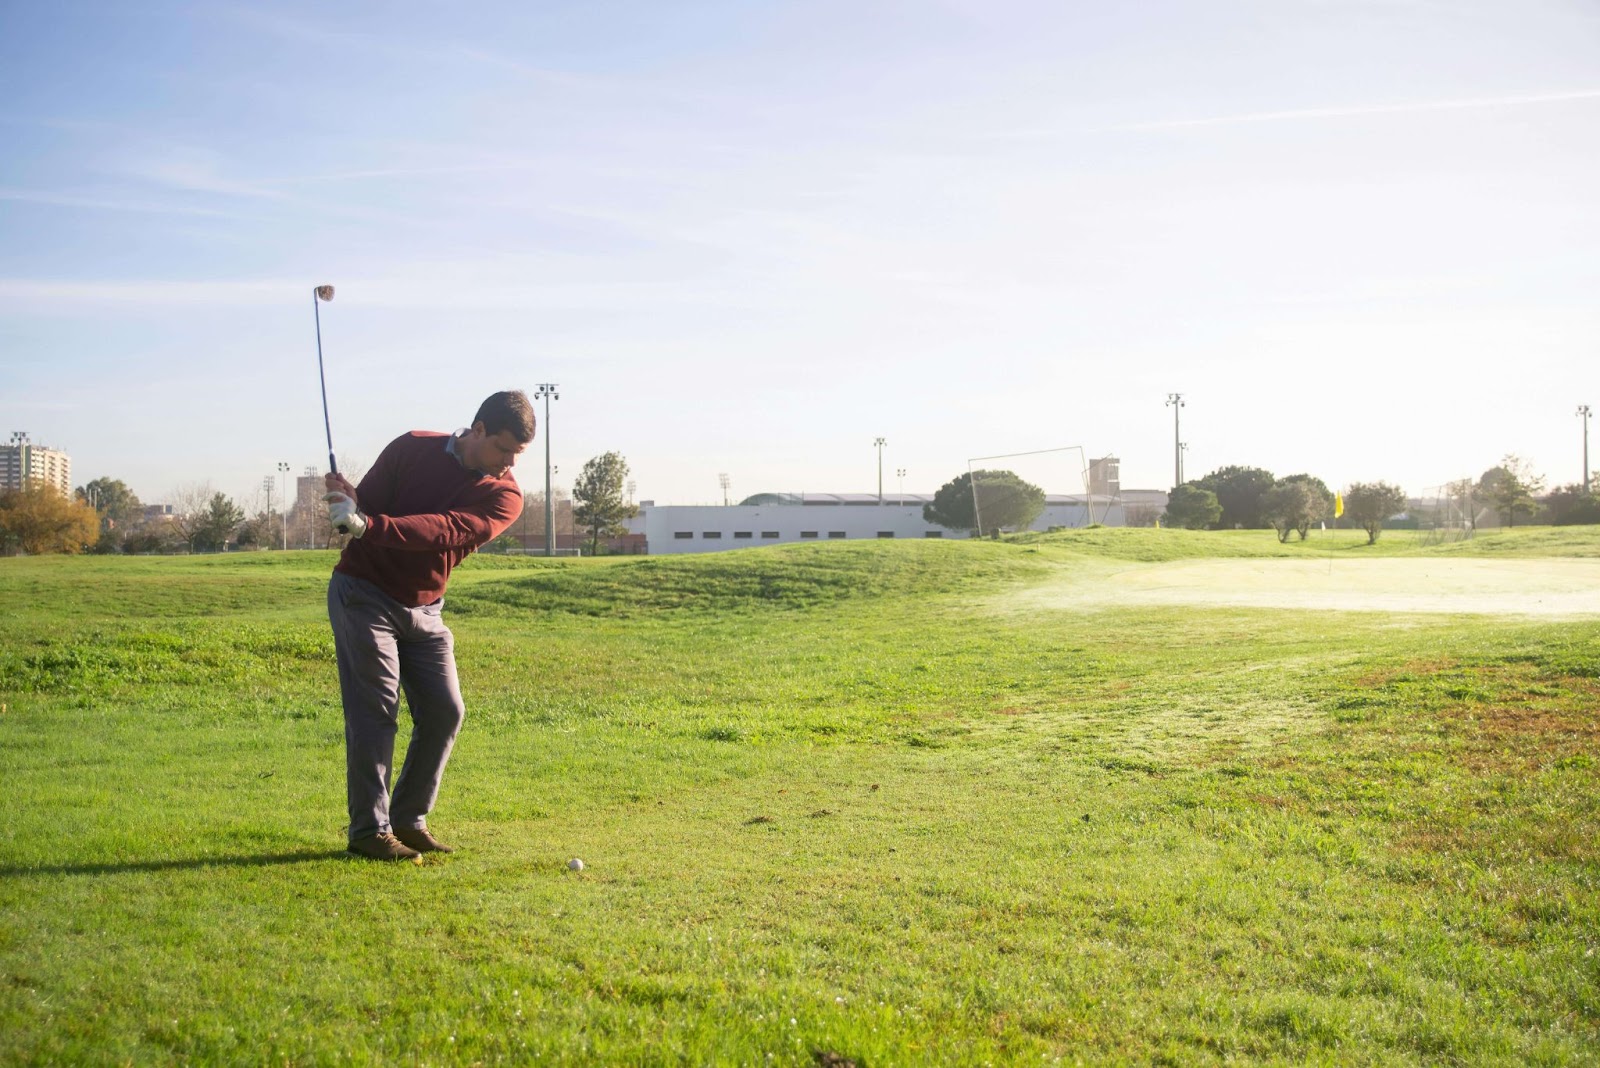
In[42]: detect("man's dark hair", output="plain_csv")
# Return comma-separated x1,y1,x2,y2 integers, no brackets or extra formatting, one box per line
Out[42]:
473,390,537,442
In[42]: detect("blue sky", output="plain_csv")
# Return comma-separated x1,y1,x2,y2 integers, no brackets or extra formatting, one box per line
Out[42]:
3,1,1597,510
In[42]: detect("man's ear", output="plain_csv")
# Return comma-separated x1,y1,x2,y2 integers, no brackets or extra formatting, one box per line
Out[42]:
469,420,487,437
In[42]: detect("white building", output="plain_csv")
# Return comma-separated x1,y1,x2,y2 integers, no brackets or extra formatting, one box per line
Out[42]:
632,489,1169,554
1,433,71,497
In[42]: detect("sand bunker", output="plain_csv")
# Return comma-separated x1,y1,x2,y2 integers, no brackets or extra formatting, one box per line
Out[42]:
1022,557,1600,617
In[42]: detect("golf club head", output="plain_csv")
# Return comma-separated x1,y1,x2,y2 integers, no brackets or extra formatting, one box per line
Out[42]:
315,285,335,302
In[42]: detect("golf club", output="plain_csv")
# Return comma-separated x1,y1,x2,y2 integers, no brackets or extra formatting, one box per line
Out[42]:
313,284,352,534
313,284,337,477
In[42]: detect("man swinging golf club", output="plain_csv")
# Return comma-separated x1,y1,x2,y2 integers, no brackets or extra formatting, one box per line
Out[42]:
323,390,534,860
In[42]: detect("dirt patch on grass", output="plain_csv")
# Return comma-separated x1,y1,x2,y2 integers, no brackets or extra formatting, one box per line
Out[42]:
1434,677,1600,773
1352,658,1458,688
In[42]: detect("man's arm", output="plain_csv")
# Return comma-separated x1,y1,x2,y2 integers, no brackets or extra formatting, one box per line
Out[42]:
357,488,522,552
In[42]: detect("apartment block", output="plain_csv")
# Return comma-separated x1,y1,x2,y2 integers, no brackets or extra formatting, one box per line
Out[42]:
1,434,72,496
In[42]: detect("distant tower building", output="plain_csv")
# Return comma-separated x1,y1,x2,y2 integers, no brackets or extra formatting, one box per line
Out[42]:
1088,456,1120,498
1,432,72,496
295,469,323,512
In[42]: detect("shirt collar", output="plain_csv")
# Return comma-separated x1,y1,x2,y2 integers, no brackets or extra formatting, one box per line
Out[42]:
446,429,485,477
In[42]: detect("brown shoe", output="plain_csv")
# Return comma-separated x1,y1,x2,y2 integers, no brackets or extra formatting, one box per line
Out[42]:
347,832,421,861
393,826,454,854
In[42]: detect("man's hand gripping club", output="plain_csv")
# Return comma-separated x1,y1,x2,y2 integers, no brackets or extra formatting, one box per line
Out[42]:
323,472,368,539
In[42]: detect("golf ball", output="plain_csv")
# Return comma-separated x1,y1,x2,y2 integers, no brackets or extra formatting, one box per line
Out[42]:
567,858,584,872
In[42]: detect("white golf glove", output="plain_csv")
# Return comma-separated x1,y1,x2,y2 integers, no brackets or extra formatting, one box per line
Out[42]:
323,492,368,539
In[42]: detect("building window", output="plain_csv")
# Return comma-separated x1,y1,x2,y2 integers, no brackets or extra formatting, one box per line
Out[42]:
733,531,753,539
801,531,819,538
828,531,846,539
674,532,693,539
761,531,779,539
924,531,944,538
702,531,722,539
877,531,895,538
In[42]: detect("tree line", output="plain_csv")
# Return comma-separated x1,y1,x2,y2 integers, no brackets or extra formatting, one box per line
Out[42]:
914,453,1596,546
1,451,642,557
1160,454,1596,543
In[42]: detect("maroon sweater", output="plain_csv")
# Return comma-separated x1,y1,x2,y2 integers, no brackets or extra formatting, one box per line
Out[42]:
334,431,522,607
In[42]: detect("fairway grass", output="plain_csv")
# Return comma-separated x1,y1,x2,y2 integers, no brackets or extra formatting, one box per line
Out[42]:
2,531,1597,1064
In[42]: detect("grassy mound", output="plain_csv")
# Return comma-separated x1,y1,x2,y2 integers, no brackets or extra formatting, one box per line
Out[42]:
449,538,1056,617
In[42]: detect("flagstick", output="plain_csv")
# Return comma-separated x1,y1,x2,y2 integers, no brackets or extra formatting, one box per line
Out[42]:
1329,488,1344,575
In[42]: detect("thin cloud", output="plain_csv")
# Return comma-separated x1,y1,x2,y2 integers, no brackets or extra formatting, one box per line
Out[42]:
0,279,299,307
120,157,289,200
1112,88,1600,132
0,273,765,313
0,188,240,218
262,161,542,186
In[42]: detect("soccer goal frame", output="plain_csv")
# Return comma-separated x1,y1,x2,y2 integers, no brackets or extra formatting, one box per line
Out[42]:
966,445,1093,537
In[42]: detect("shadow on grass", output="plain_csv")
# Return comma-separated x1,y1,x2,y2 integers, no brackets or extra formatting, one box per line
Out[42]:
0,849,351,877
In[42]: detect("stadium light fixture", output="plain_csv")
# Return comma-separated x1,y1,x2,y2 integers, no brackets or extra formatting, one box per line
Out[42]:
874,437,887,504
1165,394,1184,488
535,384,559,556
1580,404,1593,493
277,462,290,549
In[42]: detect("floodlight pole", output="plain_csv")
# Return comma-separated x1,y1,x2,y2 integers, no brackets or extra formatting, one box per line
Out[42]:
10,431,29,490
719,473,730,506
896,467,906,505
1165,394,1184,487
535,384,559,556
1579,405,1593,494
277,462,290,549
874,437,887,504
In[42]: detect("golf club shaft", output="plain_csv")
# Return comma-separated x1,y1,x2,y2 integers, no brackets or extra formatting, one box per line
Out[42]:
314,289,338,478
314,288,349,534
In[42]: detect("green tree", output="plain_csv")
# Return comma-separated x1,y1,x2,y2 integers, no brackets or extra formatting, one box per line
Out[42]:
75,477,143,526
923,469,1045,535
1278,474,1333,540
572,452,638,555
0,484,100,554
120,517,181,554
1260,481,1315,543
1344,481,1408,545
1478,455,1545,528
1192,466,1276,529
1162,484,1221,530
193,492,245,552
233,511,278,549
1542,484,1600,526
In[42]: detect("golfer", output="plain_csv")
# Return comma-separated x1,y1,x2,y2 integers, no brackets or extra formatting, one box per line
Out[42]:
323,390,533,860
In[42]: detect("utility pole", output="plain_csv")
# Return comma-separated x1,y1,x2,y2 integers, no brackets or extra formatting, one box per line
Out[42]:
262,476,274,545
303,465,318,549
9,431,29,491
1165,394,1184,487
277,462,290,549
874,437,887,504
535,384,559,556
718,473,731,506
1580,405,1593,493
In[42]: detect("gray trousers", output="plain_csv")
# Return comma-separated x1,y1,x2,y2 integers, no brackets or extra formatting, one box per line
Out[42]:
327,572,466,842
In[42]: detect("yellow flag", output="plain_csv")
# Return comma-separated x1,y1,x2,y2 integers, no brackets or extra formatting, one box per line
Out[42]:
1334,492,1344,518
